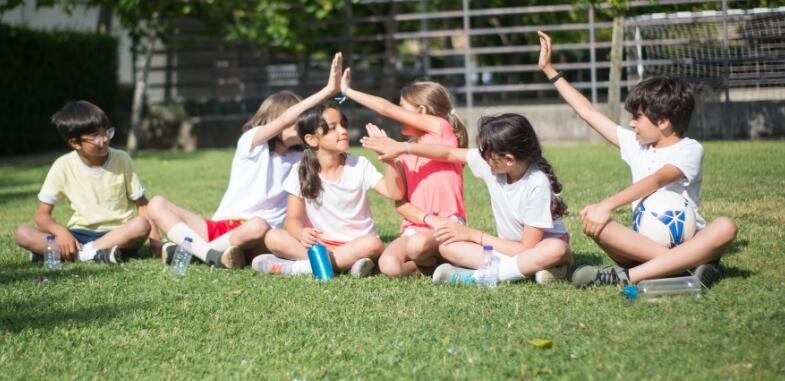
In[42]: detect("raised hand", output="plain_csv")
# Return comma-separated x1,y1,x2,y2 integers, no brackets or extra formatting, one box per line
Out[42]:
326,52,343,96
340,68,351,95
360,127,405,161
538,30,554,72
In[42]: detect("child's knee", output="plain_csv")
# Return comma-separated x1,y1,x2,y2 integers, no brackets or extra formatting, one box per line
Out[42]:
378,254,403,277
263,229,288,252
714,217,737,242
14,225,34,247
147,196,168,219
406,233,435,259
244,218,271,240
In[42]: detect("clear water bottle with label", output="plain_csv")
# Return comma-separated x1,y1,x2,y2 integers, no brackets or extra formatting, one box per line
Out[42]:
170,237,193,276
44,235,62,270
621,276,701,302
475,245,499,288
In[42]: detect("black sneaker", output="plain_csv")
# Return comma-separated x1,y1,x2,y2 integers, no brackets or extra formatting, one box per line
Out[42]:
692,262,721,288
161,242,177,265
94,246,121,265
572,265,630,288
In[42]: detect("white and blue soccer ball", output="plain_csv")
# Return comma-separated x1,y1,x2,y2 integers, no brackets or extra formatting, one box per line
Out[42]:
632,190,697,248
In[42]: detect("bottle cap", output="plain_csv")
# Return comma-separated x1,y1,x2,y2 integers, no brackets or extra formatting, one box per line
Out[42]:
482,245,493,251
184,237,193,242
47,235,54,240
620,285,639,301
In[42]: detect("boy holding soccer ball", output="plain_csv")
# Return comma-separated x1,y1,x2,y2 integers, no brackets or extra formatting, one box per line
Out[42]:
537,31,737,287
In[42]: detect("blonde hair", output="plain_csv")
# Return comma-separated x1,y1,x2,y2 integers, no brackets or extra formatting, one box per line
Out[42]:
400,81,467,148
242,90,302,132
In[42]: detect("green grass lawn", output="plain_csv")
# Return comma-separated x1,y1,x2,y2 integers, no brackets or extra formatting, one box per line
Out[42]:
1,142,784,380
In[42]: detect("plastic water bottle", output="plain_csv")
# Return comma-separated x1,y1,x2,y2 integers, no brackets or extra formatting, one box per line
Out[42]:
44,235,62,270
476,245,500,288
621,276,701,302
170,237,193,276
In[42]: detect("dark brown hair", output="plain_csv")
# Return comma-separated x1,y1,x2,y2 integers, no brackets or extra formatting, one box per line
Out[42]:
476,113,567,219
296,102,347,200
624,76,695,136
51,100,110,143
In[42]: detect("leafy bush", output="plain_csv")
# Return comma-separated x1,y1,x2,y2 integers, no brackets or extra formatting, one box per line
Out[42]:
0,23,118,155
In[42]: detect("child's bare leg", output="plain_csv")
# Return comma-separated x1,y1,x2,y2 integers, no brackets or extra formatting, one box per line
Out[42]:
332,234,384,271
378,236,419,277
14,225,50,254
91,216,150,250
514,238,572,276
405,231,439,268
264,229,308,260
209,217,270,252
592,219,669,264
438,242,485,269
147,195,208,240
629,217,736,282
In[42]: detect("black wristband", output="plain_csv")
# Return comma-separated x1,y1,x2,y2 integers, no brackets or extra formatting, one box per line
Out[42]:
548,71,565,83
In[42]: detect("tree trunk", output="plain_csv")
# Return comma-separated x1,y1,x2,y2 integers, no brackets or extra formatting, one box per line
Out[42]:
96,4,113,34
607,15,624,123
126,24,157,154
381,2,400,99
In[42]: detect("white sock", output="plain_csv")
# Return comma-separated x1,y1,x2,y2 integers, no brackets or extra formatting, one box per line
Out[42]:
291,260,313,275
78,241,97,262
495,251,525,282
209,231,232,252
167,223,212,262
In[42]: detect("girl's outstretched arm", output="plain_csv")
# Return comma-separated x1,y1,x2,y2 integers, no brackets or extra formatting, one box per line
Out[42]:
341,68,444,136
434,222,543,255
250,52,343,149
366,124,405,201
284,195,321,248
538,31,619,146
361,124,468,163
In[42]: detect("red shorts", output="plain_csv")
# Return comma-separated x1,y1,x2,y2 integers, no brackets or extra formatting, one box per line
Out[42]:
204,219,245,241
319,238,347,252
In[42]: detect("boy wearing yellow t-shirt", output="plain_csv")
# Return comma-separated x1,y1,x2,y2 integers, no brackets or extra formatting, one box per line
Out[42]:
14,101,155,264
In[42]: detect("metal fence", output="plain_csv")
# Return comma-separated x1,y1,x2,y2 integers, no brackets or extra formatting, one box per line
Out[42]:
141,0,784,142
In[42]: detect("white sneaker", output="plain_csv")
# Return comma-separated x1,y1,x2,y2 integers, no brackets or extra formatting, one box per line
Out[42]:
350,258,375,278
535,264,570,285
432,263,475,285
251,254,294,274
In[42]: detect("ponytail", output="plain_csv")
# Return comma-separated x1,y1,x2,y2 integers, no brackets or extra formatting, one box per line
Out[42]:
448,110,468,149
298,148,322,200
533,155,568,219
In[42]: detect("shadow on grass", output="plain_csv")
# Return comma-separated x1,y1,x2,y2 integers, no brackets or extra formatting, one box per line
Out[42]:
0,258,128,285
0,295,151,333
725,239,749,255
571,251,605,267
721,265,754,280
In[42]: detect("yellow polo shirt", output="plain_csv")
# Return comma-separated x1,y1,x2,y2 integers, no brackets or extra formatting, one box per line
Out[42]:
38,148,145,231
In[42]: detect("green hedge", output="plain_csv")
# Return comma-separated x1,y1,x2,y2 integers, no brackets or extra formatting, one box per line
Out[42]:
0,23,118,156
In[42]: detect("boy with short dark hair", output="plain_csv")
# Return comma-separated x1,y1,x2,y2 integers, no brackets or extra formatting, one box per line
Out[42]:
537,31,737,287
15,100,154,264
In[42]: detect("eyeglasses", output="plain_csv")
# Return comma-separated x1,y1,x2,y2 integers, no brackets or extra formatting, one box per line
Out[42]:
82,127,115,144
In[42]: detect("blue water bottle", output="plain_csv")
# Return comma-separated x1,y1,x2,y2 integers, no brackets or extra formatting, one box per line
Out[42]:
307,243,335,281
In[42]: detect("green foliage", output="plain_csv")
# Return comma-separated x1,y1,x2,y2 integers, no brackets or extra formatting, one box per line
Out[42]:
1,144,784,379
0,23,118,156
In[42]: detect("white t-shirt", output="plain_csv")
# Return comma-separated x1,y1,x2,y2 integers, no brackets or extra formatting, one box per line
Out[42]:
212,127,303,228
617,126,705,228
283,154,383,242
466,149,568,241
